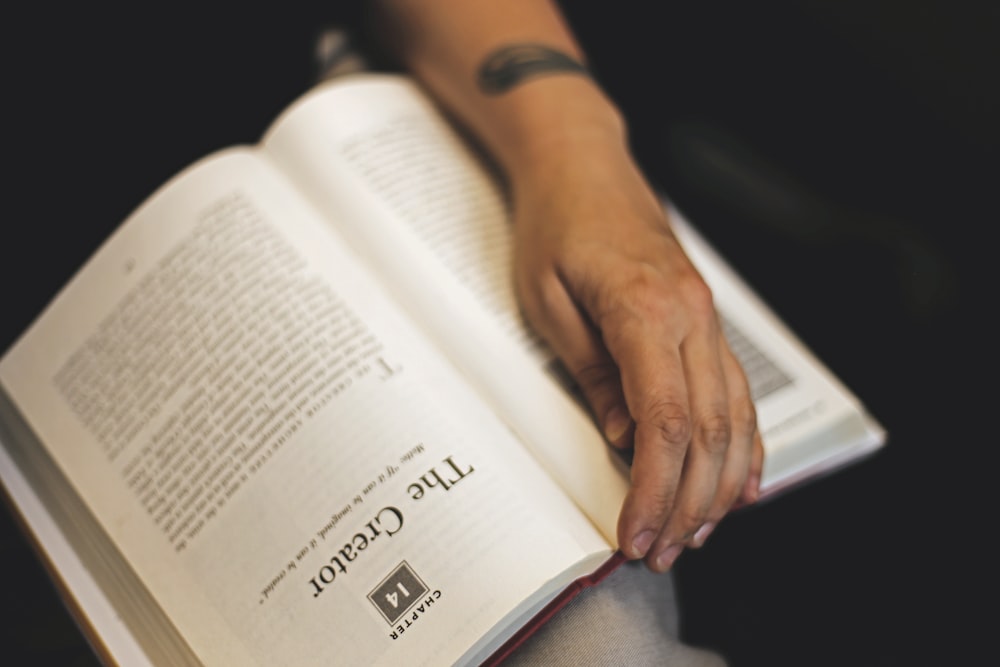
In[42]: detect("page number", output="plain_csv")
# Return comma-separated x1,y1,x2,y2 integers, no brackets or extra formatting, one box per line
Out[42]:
385,582,410,608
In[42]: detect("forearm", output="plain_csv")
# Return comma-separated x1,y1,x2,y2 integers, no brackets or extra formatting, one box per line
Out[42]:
370,0,628,184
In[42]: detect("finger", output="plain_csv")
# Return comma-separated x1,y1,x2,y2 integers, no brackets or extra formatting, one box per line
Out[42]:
520,270,633,447
576,260,706,562
746,431,765,500
608,318,690,562
690,339,759,547
739,429,765,507
644,318,730,570
717,340,760,508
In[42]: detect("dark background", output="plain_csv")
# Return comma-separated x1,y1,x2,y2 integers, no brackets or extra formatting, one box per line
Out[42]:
2,2,995,665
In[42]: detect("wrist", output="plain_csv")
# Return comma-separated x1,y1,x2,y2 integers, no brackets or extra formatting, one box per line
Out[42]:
482,77,629,181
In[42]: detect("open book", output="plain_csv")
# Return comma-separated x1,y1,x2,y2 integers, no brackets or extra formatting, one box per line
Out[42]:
0,73,885,666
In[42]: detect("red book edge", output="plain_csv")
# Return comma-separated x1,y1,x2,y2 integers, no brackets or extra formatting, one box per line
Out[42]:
480,550,628,666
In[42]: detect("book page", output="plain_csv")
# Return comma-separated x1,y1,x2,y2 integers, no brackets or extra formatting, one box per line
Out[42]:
0,149,611,666
262,75,630,545
0,433,158,667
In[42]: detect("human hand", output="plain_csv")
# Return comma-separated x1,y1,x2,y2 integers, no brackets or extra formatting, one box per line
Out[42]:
369,0,762,572
509,129,764,572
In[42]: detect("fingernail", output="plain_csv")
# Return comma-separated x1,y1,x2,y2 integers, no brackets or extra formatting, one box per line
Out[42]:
655,544,684,571
692,522,715,547
630,530,655,559
603,405,631,443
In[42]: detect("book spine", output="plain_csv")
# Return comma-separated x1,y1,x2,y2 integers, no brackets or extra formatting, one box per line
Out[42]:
482,551,628,666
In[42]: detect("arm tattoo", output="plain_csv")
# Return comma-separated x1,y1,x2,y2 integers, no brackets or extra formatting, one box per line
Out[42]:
477,44,588,95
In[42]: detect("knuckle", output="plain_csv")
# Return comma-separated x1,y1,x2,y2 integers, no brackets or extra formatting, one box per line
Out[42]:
696,413,732,455
678,273,716,317
731,399,758,436
593,265,718,346
598,263,670,324
644,399,692,450
620,263,665,303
